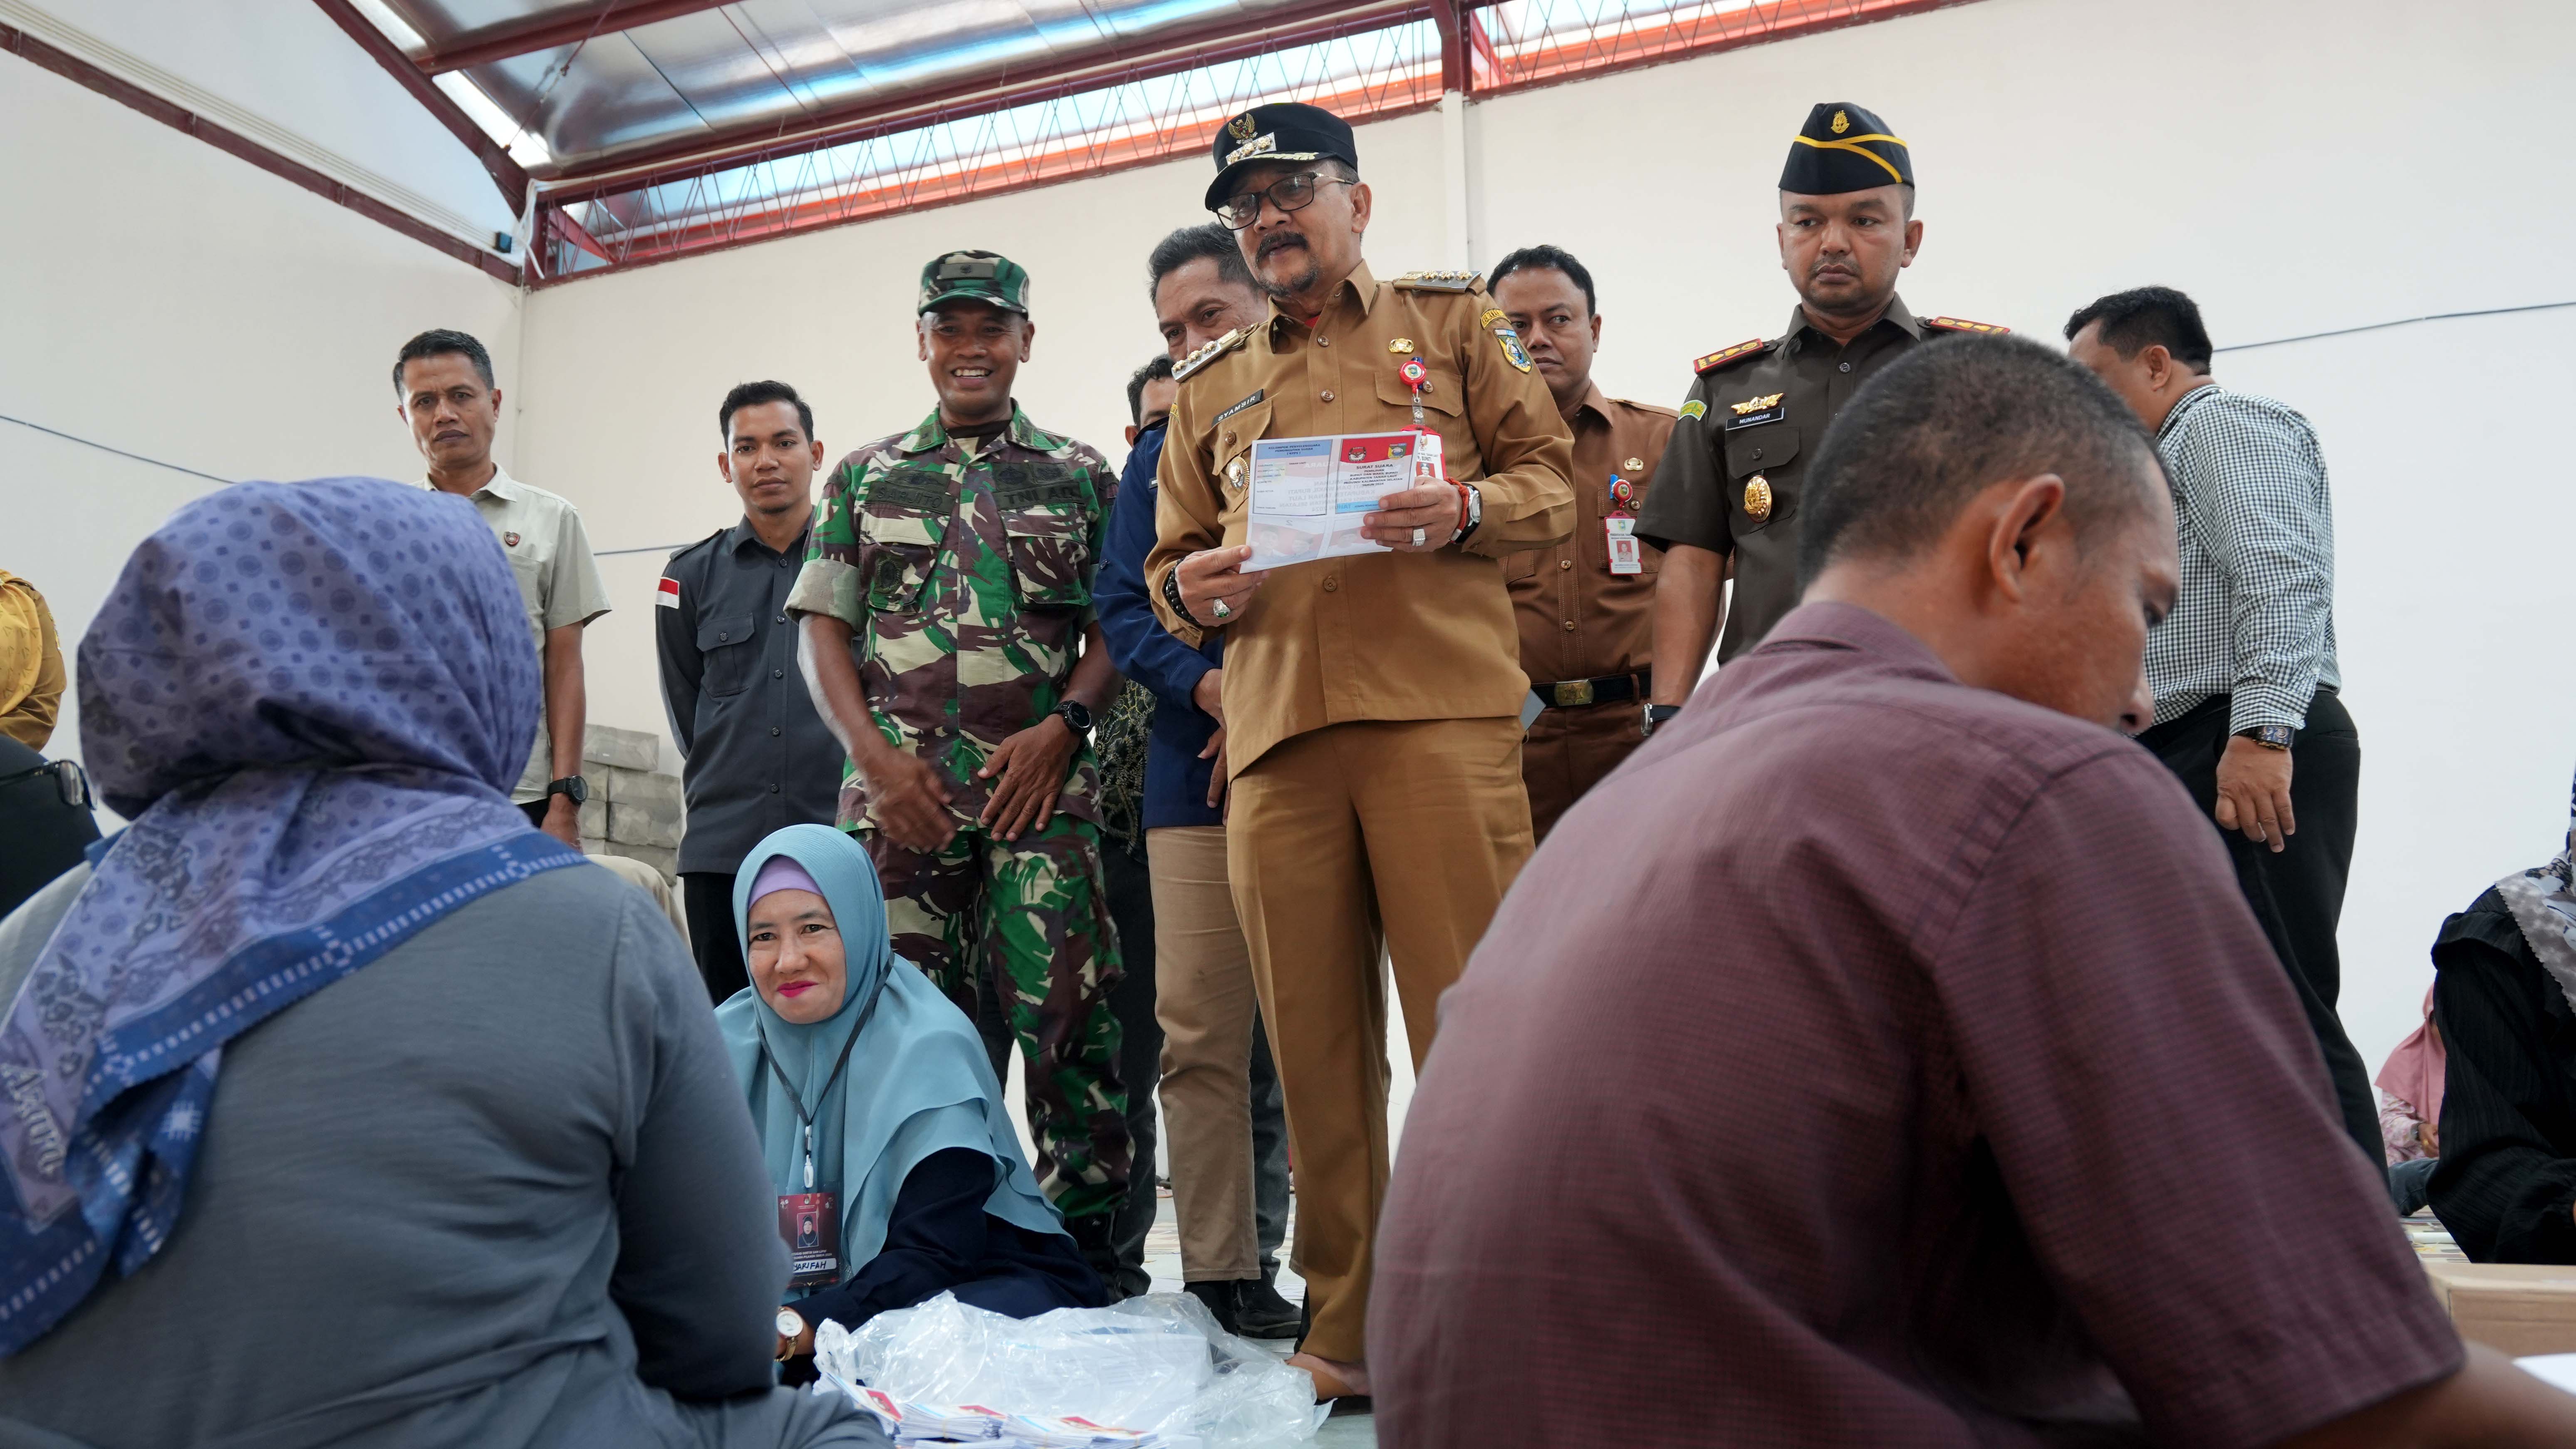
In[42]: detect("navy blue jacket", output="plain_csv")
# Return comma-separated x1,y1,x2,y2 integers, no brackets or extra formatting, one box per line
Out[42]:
1096,422,1224,830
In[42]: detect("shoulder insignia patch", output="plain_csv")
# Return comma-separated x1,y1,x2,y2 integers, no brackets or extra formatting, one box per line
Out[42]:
1392,269,1483,292
1172,326,1251,383
1922,316,2011,335
1694,338,1775,374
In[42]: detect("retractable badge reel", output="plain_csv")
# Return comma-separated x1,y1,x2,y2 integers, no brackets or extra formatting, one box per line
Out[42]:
1399,358,1444,485
1605,475,1643,575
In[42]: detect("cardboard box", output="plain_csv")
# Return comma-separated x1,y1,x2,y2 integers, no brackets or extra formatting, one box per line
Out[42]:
2423,1262,2576,1355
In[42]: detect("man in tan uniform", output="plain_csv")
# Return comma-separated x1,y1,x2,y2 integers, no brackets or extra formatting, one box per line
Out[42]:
1146,102,1574,1399
1488,245,1679,841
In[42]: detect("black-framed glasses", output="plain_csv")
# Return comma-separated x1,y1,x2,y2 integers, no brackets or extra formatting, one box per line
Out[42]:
0,759,92,810
1214,171,1353,230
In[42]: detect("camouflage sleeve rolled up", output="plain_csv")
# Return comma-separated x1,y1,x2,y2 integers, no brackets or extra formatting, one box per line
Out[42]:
786,458,866,628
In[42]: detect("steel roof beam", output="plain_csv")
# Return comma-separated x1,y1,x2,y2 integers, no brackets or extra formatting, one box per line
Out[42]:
310,0,532,212
541,0,1433,196
415,1,737,75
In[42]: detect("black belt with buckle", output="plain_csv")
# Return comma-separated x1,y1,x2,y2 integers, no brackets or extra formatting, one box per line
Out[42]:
1533,669,1648,710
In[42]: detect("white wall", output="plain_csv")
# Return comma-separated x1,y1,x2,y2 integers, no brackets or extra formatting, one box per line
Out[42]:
10,0,2568,1080
510,0,2576,1077
0,50,522,800
3,0,520,247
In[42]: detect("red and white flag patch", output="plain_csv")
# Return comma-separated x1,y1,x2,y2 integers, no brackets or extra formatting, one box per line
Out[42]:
656,577,681,609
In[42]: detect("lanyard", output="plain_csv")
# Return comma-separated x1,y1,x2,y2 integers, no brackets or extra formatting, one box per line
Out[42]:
754,976,887,1190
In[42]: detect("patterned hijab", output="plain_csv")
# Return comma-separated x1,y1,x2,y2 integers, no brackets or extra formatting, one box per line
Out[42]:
0,479,585,1355
2497,768,2576,1014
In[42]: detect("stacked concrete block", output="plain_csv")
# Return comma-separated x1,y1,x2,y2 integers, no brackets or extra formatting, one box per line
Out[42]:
575,724,684,884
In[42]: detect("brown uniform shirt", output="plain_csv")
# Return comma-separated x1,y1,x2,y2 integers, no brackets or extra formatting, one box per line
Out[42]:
1503,384,1677,689
1374,602,2462,1448
1148,260,1576,775
1638,295,1979,663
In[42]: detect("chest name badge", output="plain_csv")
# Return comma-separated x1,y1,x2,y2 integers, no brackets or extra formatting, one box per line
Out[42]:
1724,392,1785,431
1606,475,1644,575
780,1191,841,1290
1214,389,1265,425
1744,473,1773,523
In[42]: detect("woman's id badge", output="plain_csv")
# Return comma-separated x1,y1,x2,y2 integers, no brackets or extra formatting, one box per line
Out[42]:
779,1192,840,1288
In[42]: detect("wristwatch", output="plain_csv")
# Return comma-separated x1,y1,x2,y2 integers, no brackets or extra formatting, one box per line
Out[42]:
2236,725,2296,751
546,775,589,805
775,1307,805,1357
1450,482,1483,544
1053,699,1094,733
1642,703,1683,738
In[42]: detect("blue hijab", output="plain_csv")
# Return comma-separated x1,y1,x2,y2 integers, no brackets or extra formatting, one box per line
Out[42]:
0,479,585,1355
714,825,1065,1294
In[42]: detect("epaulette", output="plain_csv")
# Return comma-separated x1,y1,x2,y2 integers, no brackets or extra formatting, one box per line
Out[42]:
1694,338,1775,374
668,525,726,561
1172,326,1251,383
1391,269,1483,292
1922,316,2011,335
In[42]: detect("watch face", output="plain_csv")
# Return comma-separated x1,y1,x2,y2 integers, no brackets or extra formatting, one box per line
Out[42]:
1061,702,1092,731
776,1308,804,1338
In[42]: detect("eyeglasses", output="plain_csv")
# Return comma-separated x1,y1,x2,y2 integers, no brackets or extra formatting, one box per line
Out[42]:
1214,171,1353,231
0,759,93,810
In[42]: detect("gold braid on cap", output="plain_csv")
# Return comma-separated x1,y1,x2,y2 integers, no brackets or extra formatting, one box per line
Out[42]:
1788,131,1910,184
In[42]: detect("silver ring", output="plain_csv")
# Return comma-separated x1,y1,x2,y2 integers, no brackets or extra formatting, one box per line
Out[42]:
1410,527,1427,546
1210,598,1232,619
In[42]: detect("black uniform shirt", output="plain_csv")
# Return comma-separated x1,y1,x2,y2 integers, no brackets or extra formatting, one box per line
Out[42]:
657,520,845,874
1637,295,1944,663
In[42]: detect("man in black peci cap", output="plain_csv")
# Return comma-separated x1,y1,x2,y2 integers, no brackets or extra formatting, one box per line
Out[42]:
1147,99,1574,1404
1635,102,2007,737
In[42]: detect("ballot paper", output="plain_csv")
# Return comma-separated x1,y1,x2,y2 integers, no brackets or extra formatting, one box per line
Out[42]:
1241,429,1442,571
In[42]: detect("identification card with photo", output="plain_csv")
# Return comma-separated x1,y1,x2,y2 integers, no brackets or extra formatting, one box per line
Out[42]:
1605,515,1643,575
778,1192,841,1289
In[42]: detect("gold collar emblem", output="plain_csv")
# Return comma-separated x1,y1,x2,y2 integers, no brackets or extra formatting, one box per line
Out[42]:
1387,337,1415,354
1730,392,1784,416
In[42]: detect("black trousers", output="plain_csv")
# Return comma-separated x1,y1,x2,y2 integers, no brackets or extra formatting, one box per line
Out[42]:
679,871,751,1006
2139,689,2381,1165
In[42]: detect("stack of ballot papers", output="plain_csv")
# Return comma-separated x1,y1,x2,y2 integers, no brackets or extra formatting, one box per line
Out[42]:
831,1380,1197,1448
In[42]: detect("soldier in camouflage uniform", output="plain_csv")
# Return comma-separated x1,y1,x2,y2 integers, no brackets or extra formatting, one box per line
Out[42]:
787,250,1131,1263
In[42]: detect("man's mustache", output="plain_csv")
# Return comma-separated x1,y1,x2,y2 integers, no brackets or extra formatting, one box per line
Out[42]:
1258,232,1309,260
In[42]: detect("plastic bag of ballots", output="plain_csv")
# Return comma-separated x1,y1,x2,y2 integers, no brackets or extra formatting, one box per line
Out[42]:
811,1291,1317,1448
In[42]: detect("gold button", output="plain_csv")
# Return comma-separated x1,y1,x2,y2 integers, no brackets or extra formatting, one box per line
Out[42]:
1558,559,1572,570
1320,389,1336,402
1562,619,1576,632
1317,335,1332,347
1323,577,1340,593
1223,432,1234,446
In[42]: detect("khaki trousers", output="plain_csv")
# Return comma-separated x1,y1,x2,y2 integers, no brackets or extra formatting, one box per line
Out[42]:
1226,716,1534,1362
1519,700,1647,843
1148,825,1265,1281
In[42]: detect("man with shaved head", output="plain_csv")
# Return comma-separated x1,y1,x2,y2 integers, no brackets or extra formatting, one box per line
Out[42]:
1373,336,2576,1448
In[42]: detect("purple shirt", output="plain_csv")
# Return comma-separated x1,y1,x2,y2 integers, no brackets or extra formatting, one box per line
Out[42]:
1372,602,2457,1448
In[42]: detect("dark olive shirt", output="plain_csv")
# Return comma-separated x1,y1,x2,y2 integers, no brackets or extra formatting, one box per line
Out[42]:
1372,602,2460,1449
1637,296,1939,662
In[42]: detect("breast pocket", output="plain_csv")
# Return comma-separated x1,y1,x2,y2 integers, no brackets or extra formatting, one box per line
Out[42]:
993,463,1094,611
1721,423,1801,536
696,612,758,697
859,468,950,612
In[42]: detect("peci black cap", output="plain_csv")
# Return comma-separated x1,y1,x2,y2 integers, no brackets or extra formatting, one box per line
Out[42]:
1204,102,1357,212
1778,102,1913,195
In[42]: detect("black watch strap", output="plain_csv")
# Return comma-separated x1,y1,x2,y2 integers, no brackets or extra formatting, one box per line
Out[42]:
546,775,588,805
1642,703,1683,737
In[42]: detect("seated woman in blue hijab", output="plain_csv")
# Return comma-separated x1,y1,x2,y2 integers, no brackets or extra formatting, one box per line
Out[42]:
722,825,1107,1367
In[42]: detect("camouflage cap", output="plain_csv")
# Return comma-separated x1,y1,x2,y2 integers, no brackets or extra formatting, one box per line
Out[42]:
919,250,1031,315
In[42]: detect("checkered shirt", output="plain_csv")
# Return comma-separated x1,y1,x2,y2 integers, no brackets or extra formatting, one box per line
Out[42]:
2146,384,2341,731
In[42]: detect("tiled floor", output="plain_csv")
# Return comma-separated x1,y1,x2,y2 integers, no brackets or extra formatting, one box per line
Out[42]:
1138,1191,1375,1448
